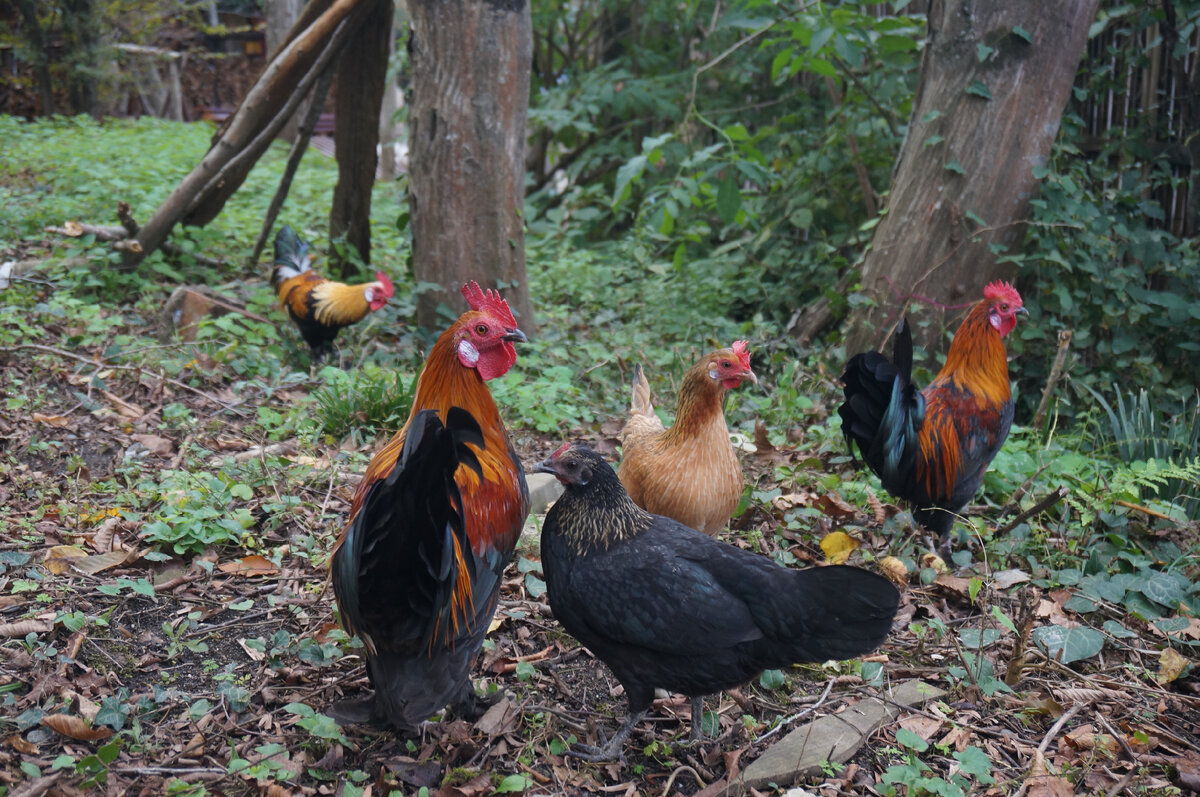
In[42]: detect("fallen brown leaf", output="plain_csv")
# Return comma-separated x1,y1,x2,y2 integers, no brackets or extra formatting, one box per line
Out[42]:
101,389,144,418
43,545,88,575
31,412,70,428
72,550,135,575
41,713,112,742
217,554,279,577
6,733,37,755
1024,750,1074,797
0,619,53,638
130,433,174,455
473,697,517,736
1063,724,1119,757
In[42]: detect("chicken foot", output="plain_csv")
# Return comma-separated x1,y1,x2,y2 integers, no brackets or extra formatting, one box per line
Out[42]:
568,709,647,763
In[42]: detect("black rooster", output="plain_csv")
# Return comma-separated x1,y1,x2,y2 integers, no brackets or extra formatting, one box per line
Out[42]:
537,444,900,761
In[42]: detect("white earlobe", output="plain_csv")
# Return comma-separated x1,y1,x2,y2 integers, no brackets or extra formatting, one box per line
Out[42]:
458,339,480,366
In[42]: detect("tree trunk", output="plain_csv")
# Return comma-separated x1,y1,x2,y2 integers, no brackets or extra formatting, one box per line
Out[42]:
14,0,56,115
265,0,307,142
408,0,535,332
841,0,1099,355
329,0,393,274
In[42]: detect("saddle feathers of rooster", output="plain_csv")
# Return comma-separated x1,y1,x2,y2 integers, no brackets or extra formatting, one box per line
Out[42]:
333,407,484,658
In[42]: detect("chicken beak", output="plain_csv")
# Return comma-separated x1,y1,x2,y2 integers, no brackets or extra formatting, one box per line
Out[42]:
1015,306,1029,316
533,459,556,475
503,328,528,343
744,368,759,385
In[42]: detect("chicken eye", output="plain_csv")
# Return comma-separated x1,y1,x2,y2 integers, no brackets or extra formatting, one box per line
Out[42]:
475,324,489,335
721,360,731,369
1000,303,1009,312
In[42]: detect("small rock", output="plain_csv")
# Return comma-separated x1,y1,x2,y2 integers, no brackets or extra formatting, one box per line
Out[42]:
525,471,563,516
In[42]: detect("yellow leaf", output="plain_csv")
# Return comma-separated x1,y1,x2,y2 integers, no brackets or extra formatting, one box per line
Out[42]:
820,531,858,564
1157,647,1189,684
43,545,88,575
879,555,909,585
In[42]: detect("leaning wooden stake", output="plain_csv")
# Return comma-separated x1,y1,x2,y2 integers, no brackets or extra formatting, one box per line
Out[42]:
250,67,337,266
130,0,364,264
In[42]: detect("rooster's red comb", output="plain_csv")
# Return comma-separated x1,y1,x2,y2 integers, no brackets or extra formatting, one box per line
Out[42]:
731,340,752,370
983,280,1022,306
373,271,395,298
462,281,517,327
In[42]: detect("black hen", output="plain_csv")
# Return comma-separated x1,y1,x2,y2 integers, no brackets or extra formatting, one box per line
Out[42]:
331,405,489,729
537,444,900,761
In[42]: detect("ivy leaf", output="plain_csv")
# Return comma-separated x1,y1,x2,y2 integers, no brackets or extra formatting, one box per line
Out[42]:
944,159,965,175
895,727,929,752
1140,571,1187,609
759,669,785,690
1033,625,1105,664
966,80,992,100
954,745,995,783
976,43,995,61
524,573,546,599
1012,25,1032,43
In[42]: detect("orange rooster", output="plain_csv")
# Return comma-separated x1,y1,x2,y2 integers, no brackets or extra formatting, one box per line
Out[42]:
330,281,529,729
839,281,1026,551
617,342,756,535
271,225,394,362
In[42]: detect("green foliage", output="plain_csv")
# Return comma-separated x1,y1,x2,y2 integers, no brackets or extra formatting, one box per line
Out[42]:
881,734,995,797
526,0,921,327
138,470,257,555
1078,385,1200,520
1006,2,1200,424
310,365,416,441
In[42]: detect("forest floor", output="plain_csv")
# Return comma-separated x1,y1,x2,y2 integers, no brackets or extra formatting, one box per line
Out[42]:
1,335,1199,797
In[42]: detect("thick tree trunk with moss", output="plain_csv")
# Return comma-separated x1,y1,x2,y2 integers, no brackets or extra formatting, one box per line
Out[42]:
841,0,1098,355
408,0,535,332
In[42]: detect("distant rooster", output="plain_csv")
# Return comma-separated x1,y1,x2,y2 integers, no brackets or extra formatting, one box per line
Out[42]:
330,282,529,730
839,281,1027,550
538,444,899,762
271,225,394,362
617,342,756,535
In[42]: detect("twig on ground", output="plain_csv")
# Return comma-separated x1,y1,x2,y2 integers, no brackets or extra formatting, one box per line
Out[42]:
661,764,707,793
996,486,1069,536
752,678,836,744
1113,499,1175,521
